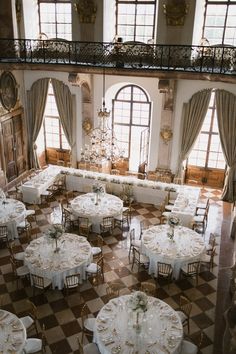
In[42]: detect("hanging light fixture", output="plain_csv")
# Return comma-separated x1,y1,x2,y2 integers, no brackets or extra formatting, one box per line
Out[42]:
81,69,123,164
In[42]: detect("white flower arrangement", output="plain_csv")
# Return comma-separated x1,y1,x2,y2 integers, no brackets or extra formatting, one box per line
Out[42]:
128,291,148,313
92,182,105,194
47,224,64,240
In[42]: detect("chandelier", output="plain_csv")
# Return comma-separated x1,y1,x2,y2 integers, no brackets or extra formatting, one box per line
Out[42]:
81,70,123,164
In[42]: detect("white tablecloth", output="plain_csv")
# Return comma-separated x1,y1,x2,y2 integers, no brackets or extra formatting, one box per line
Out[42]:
21,166,61,204
170,186,200,228
142,225,205,279
24,233,92,290
94,294,183,354
0,310,26,353
0,199,26,239
70,193,123,232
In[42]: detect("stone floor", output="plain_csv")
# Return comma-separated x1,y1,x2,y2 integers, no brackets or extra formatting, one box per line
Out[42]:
0,186,233,354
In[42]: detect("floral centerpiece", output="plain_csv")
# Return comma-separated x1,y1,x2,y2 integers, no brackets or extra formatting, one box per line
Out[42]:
92,182,105,205
46,224,64,253
167,216,180,241
129,291,148,313
128,291,148,333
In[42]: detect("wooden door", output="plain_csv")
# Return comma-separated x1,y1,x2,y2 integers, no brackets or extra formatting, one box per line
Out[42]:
13,115,25,175
1,113,26,182
2,118,17,182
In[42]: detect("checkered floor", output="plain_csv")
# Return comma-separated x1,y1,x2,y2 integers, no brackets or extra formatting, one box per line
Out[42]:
0,187,223,354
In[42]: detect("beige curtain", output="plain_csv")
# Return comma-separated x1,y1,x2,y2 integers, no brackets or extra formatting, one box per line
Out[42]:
51,79,76,166
27,78,50,168
215,89,236,202
176,89,212,177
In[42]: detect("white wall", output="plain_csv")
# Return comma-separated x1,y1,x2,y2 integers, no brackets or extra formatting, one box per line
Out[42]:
22,0,38,39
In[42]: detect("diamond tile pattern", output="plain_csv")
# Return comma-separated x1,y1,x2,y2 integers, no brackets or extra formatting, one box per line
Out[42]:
0,187,223,354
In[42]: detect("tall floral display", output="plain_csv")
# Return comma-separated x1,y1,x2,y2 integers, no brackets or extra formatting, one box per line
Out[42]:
47,224,64,253
92,182,105,205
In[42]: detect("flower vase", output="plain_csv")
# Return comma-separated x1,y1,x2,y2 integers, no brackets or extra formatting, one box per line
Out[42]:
54,238,60,253
95,193,99,205
133,312,142,334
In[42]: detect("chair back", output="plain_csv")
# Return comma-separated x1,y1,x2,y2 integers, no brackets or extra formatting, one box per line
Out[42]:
102,217,114,228
81,303,90,325
0,225,8,241
133,247,141,262
97,256,104,274
140,281,156,296
77,336,84,354
209,233,216,248
31,274,45,289
78,217,90,237
26,300,38,320
91,234,103,248
10,256,17,274
65,273,80,288
129,228,135,243
157,262,172,276
180,295,192,317
106,282,121,300
140,220,149,237
187,261,200,275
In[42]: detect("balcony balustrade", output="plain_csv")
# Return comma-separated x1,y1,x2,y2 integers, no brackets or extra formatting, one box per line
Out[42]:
0,38,235,76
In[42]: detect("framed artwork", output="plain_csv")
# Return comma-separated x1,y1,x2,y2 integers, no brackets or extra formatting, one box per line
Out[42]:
0,71,18,111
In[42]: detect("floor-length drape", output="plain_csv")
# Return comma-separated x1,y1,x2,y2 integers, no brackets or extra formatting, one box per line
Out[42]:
27,78,49,168
176,89,212,178
215,89,236,202
51,79,76,166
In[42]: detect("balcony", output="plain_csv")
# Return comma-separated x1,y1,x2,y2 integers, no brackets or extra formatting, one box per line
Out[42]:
0,38,235,81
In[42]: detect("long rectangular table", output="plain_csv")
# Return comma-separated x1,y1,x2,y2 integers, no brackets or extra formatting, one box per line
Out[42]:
21,166,200,228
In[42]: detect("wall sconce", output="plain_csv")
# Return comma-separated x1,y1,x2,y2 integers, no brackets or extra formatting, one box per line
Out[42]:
74,0,97,24
163,0,188,26
160,126,173,144
82,118,93,134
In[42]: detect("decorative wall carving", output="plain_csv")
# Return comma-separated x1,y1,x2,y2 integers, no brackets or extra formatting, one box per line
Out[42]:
75,0,97,24
163,0,188,26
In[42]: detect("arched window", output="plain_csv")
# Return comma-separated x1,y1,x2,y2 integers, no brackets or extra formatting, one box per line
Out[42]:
187,90,225,187
188,90,225,169
112,85,151,171
115,0,157,42
36,81,70,163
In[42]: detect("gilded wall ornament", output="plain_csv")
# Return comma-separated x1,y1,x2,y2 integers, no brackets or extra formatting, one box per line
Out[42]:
82,118,93,134
75,0,97,24
163,0,188,26
0,72,18,111
160,126,173,144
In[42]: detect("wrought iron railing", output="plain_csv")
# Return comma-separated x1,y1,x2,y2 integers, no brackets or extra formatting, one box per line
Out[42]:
0,38,235,75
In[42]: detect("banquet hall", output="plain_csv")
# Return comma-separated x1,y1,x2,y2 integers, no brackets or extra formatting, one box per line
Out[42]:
0,1,235,353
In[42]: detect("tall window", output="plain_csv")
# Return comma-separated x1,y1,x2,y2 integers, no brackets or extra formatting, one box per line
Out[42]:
202,0,236,45
113,85,151,171
38,1,72,40
188,91,225,169
37,82,69,151
116,0,157,42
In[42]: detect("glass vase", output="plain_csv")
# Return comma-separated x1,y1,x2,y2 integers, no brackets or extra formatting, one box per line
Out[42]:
54,238,60,253
94,193,99,205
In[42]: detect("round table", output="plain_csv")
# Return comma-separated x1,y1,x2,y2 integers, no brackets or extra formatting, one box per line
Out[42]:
94,293,183,354
70,193,123,232
0,309,26,353
24,233,92,289
142,224,206,279
0,198,26,239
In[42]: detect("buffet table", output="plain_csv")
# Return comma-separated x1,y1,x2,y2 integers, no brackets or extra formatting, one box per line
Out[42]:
0,198,26,239
142,224,205,279
24,233,92,289
0,310,26,353
21,165,61,204
70,193,123,232
93,293,183,354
